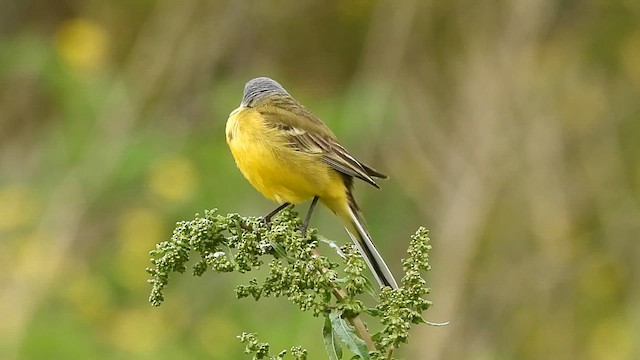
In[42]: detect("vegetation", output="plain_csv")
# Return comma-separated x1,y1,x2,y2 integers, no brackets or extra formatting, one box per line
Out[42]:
147,209,437,359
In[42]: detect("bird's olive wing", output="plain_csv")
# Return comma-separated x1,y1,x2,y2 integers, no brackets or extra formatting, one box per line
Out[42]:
260,107,383,188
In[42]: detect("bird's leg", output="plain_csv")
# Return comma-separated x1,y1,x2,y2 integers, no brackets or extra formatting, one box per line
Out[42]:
300,196,319,237
263,202,292,223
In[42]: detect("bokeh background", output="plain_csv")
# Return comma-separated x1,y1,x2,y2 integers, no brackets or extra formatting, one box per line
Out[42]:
1,0,639,359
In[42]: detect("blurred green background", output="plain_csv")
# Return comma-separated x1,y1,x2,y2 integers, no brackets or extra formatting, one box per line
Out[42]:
1,0,639,359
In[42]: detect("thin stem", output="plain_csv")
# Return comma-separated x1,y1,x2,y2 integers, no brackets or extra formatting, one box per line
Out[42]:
311,248,377,352
386,348,395,359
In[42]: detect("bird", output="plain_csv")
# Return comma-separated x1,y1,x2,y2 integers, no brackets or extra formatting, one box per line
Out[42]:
225,77,398,289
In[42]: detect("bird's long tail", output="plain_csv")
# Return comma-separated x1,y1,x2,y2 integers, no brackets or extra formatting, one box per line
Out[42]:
338,192,398,289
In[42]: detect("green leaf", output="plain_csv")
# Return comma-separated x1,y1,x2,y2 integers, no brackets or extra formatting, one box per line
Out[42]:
323,315,343,360
329,311,370,360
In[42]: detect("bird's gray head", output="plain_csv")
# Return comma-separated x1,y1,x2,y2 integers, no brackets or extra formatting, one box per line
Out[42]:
241,77,289,107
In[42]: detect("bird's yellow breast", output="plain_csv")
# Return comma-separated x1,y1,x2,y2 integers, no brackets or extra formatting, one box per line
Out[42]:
226,106,345,205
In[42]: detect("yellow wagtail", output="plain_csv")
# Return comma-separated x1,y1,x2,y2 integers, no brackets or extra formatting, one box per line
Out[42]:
226,77,397,289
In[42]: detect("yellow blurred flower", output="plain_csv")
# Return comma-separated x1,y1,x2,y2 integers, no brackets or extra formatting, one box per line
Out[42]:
588,316,634,360
55,18,109,74
0,231,48,346
63,268,115,324
13,232,51,284
0,184,37,231
115,207,166,290
148,155,199,202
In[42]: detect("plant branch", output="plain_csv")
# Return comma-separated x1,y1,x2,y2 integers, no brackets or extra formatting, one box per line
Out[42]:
311,248,377,352
147,210,435,359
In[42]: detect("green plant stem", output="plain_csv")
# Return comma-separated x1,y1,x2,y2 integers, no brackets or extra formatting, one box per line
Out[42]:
386,348,395,359
311,248,377,353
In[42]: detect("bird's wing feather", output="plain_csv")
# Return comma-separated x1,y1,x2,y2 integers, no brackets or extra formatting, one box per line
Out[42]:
259,105,384,188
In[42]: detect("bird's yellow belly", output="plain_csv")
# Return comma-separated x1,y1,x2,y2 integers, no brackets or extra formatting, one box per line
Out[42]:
226,109,344,205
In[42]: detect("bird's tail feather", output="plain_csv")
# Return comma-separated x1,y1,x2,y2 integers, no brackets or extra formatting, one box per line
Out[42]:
342,197,398,289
